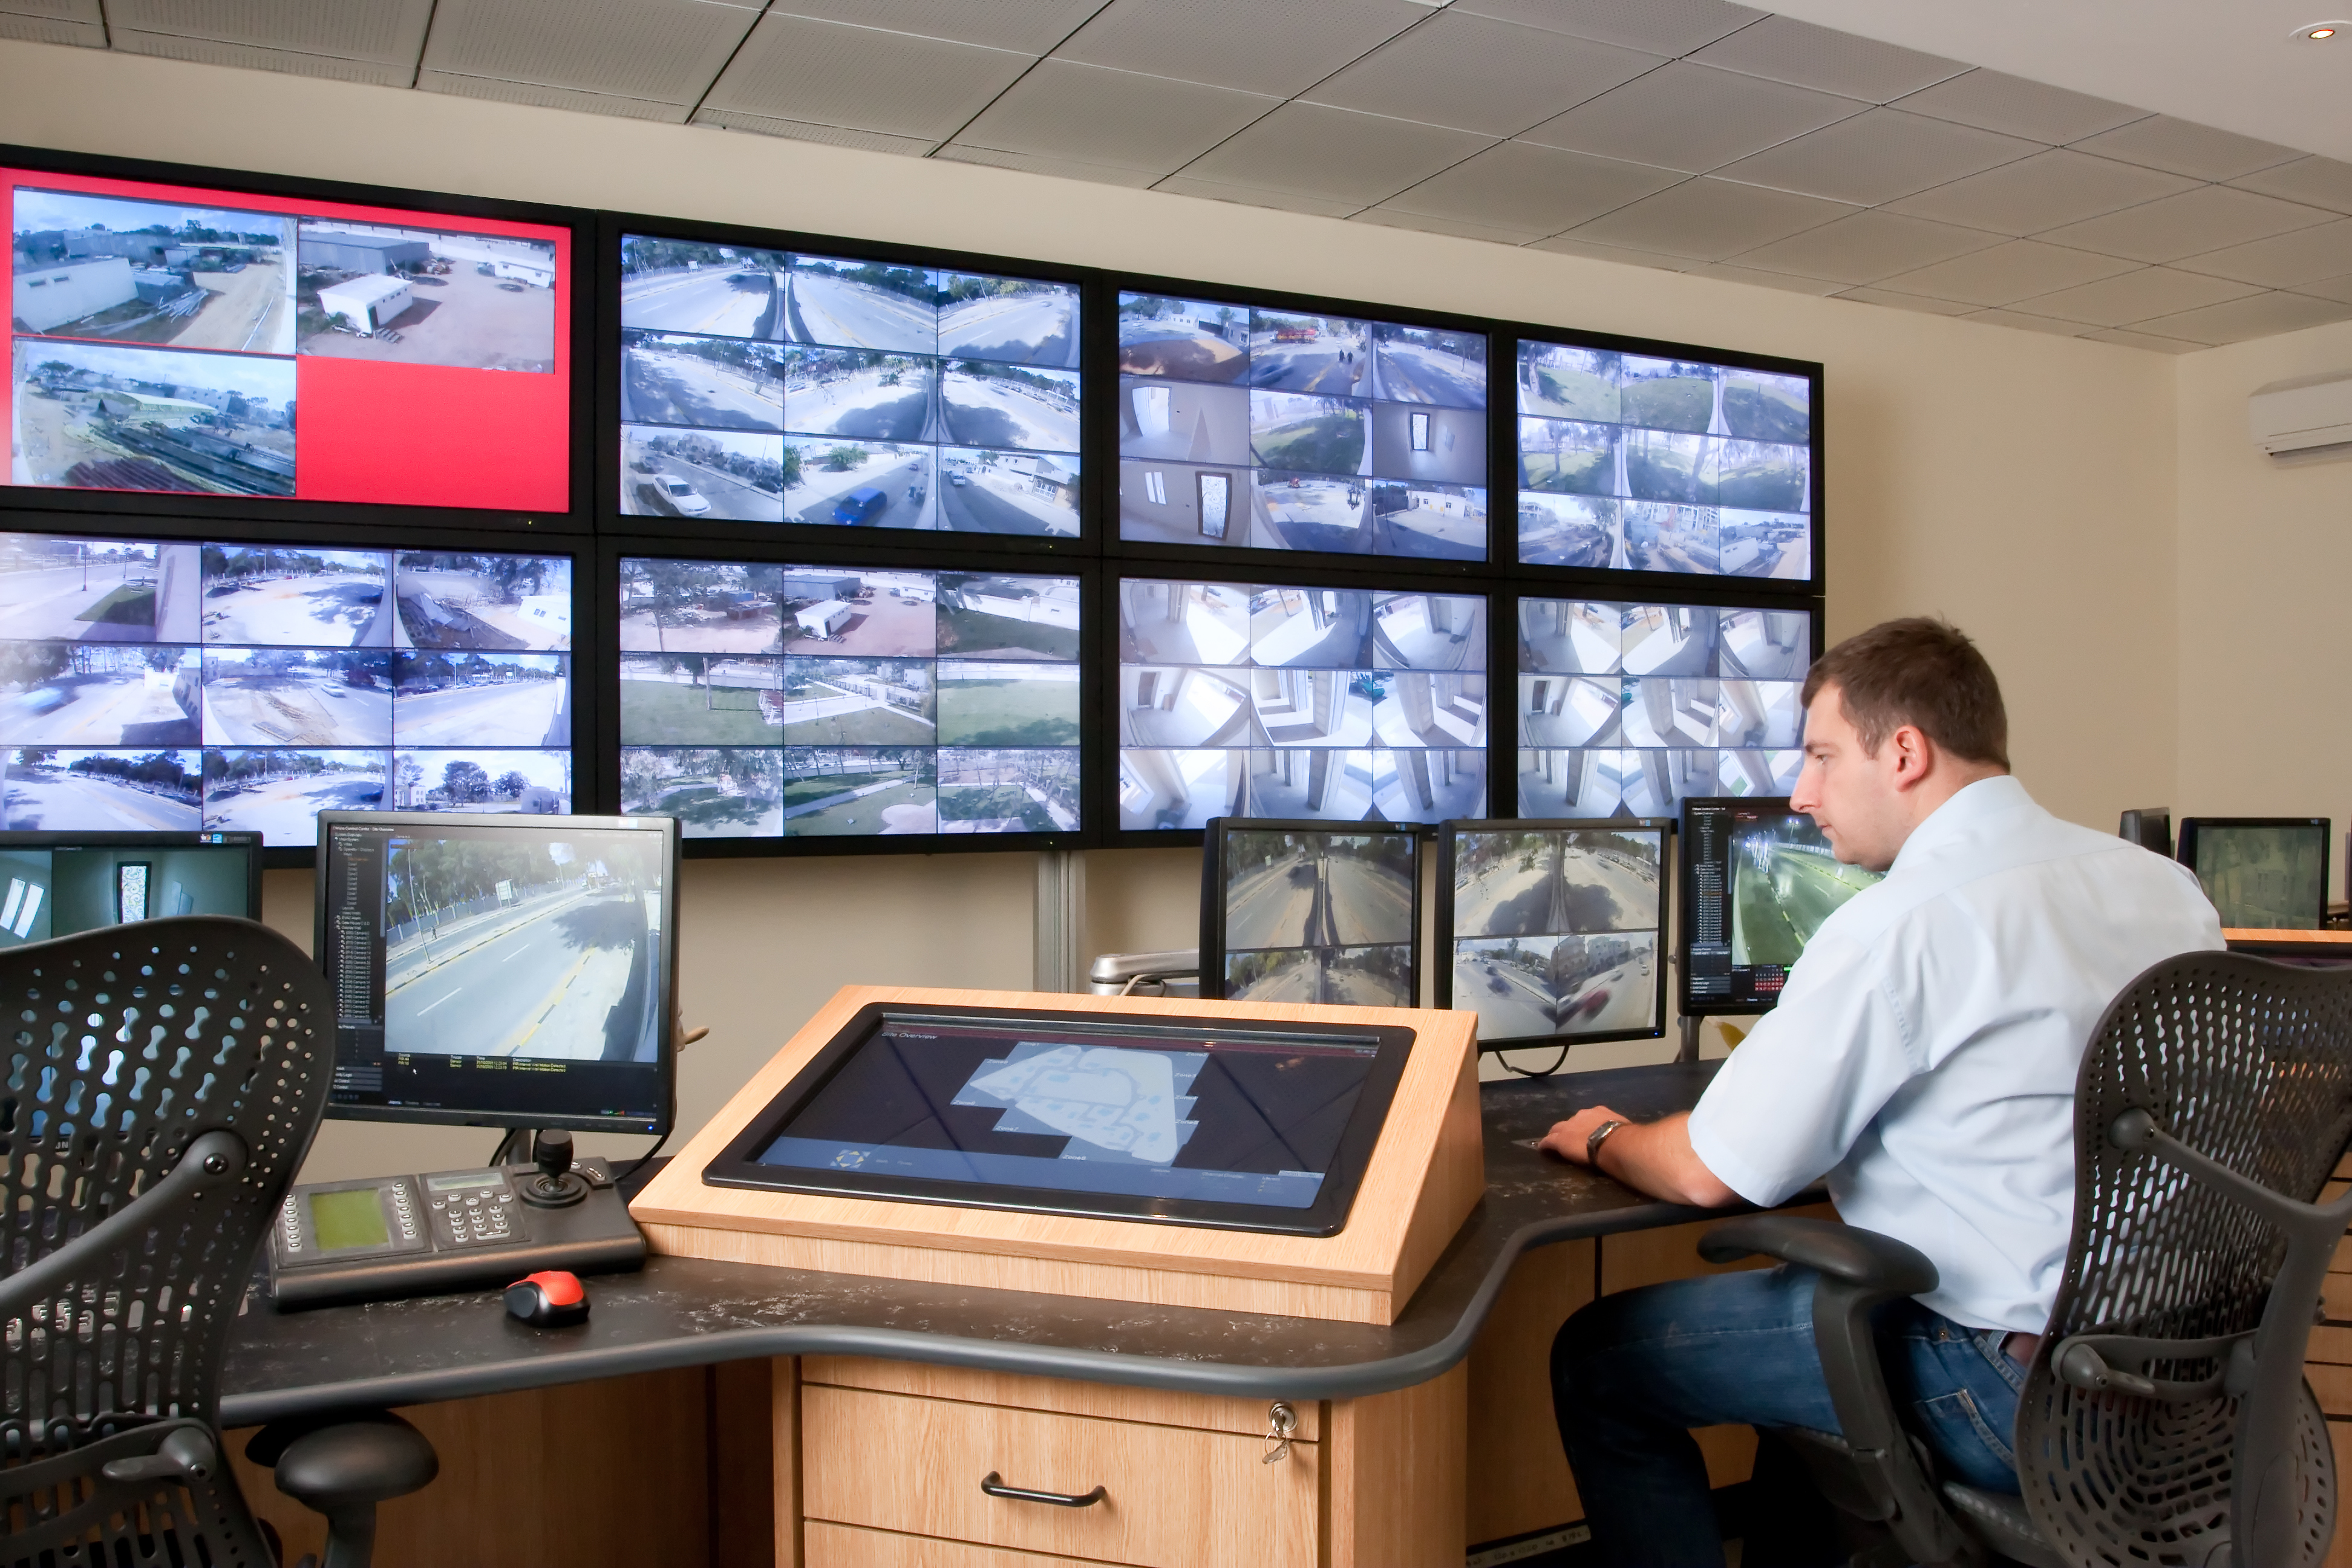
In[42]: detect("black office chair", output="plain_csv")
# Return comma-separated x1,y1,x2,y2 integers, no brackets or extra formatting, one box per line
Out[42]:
0,918,437,1568
1704,949,2352,1568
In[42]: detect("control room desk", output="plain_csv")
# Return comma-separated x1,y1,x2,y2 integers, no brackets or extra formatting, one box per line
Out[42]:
221,1062,1786,1566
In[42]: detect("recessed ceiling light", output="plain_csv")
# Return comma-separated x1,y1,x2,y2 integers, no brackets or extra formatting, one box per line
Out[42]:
2292,20,2346,39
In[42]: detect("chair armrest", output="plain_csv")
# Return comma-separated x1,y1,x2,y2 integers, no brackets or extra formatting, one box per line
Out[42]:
0,1129,247,1324
1700,1214,1938,1298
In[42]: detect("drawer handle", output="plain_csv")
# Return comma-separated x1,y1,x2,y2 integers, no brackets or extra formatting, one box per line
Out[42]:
980,1471,1108,1509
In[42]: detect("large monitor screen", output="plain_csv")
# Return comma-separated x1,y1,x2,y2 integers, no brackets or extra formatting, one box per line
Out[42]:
0,531,572,846
1437,820,1668,1050
316,811,676,1132
703,1003,1415,1236
7,168,570,512
0,828,258,947
1518,599,1810,820
1203,822,1419,1007
1117,578,1486,830
618,235,1079,537
2177,817,2328,929
618,557,1081,840
1119,292,1486,561
1516,339,1812,580
1680,797,1881,1014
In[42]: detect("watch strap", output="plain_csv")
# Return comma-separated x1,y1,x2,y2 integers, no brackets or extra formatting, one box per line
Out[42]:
1586,1119,1627,1166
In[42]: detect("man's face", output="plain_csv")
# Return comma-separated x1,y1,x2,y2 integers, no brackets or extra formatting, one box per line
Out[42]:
1790,685,1906,872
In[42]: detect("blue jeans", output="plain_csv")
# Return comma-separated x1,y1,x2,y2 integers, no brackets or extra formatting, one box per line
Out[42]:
1550,1265,2028,1567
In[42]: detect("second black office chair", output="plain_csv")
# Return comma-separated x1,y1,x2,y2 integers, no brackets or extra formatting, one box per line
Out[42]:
1706,949,2352,1568
0,917,437,1568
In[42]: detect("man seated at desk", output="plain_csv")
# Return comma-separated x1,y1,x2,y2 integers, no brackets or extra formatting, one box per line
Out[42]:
1541,617,2222,1567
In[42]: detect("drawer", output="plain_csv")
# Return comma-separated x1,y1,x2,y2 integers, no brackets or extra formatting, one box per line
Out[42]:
809,1521,1112,1567
802,1385,1318,1568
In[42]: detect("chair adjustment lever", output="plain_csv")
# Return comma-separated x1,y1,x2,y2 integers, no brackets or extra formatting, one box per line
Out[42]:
100,1427,218,1485
2053,1330,2255,1401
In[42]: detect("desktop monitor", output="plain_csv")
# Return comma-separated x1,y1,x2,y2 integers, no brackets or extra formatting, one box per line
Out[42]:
0,829,260,946
1200,818,1419,1007
1679,797,1883,1016
1434,818,1670,1054
2118,808,2172,857
2175,817,2329,930
315,810,679,1134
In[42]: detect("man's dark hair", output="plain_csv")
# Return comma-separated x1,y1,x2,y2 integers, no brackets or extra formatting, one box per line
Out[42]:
1800,617,2010,768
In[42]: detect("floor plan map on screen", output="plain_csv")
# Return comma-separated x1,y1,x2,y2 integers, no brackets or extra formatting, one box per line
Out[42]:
954,1042,1201,1164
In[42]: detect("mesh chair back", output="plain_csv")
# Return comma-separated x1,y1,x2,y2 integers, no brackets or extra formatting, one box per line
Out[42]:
1,917,331,1565
2017,950,2352,1567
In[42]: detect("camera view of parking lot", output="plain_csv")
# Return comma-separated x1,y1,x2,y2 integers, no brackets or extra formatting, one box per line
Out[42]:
1119,293,1485,561
618,235,1080,537
1449,827,1663,1043
1221,828,1416,1006
619,557,1079,840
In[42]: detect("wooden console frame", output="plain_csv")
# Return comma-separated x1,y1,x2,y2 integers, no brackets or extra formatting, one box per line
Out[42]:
632,986,1484,1325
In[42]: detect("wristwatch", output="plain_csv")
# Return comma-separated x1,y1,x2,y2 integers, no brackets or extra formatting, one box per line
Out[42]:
1585,1119,1627,1166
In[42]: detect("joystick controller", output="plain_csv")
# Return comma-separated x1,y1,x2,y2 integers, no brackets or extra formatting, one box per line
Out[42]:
520,1129,589,1209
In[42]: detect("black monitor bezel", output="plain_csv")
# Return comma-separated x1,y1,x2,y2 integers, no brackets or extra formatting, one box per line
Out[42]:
311,807,680,1136
1197,815,1423,1005
2175,815,2331,929
1432,815,1674,1052
700,999,1416,1237
0,828,263,931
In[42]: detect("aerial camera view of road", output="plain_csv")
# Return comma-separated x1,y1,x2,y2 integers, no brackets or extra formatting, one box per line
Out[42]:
1730,817,1880,968
2,746,199,831
382,831,664,1062
1450,828,1664,1040
1221,829,1414,1005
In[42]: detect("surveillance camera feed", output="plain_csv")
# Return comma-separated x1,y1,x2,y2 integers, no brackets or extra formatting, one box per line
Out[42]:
1217,827,1416,1006
618,235,1080,537
618,557,1080,840
1518,598,1810,820
1682,798,1881,1013
2181,820,2328,929
1118,578,1487,830
0,532,572,844
0,834,256,948
8,171,570,511
1446,825,1664,1045
1516,339,1812,581
1119,292,1486,560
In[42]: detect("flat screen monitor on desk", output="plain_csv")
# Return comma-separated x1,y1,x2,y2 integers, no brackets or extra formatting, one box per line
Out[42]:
315,811,678,1135
2118,808,2172,857
0,830,260,946
1435,819,1670,1054
2175,817,2329,930
1678,797,1882,1016
1199,818,1420,1006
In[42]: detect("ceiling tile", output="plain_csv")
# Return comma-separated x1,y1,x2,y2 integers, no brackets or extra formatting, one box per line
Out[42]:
1381,141,1681,234
1516,62,1864,175
1687,261,1846,295
1882,149,2196,237
2016,266,2262,328
2229,157,2352,217
1887,69,2146,145
2036,185,2336,266
1872,240,2137,307
1730,208,2001,285
1302,11,1664,137
106,28,417,83
104,0,433,61
932,143,1160,186
704,13,1036,141
2069,115,2304,182
2171,219,2352,289
690,108,939,154
418,71,690,122
2133,290,2352,346
2294,274,2352,306
1833,286,1978,316
1564,175,1855,260
1713,108,2042,207
2079,327,2205,354
419,0,759,103
0,13,102,44
1178,101,1494,206
1054,0,1422,97
953,60,1275,174
1961,307,2089,338
1448,0,1763,56
1352,207,1550,245
772,0,1109,54
1528,233,1699,271
1685,15,1965,102
1151,172,1365,219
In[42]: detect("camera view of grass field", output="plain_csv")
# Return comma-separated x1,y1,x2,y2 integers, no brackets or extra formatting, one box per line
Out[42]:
936,662,1080,745
1519,345,1619,422
1722,374,1809,443
1520,418,1615,495
1250,393,1366,475
1620,363,1716,433
936,783,1062,832
782,773,935,835
618,655,779,745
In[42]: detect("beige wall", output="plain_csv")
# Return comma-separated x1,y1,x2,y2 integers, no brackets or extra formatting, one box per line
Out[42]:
1,40,2192,1177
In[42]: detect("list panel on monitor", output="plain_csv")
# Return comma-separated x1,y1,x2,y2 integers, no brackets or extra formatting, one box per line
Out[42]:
7,168,571,513
1680,797,1881,1015
1201,820,1419,1007
0,828,258,946
2177,817,2329,929
1119,292,1487,561
317,811,676,1132
0,532,573,846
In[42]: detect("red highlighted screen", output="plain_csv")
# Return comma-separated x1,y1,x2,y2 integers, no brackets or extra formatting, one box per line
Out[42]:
5,168,569,513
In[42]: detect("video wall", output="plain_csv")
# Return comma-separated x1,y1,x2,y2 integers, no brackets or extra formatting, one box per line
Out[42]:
1118,293,1487,561
617,234,1080,537
617,557,1081,840
7,169,571,513
0,531,572,846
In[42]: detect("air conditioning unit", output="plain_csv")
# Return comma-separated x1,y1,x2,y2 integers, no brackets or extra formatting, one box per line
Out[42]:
2249,370,2352,465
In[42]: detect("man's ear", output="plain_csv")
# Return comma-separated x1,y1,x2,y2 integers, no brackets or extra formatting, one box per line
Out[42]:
1887,724,1933,789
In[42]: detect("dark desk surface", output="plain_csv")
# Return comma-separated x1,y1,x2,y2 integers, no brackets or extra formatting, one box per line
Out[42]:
222,1060,1748,1428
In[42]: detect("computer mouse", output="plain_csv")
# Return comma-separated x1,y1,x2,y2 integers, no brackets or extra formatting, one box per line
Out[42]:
504,1269,589,1327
